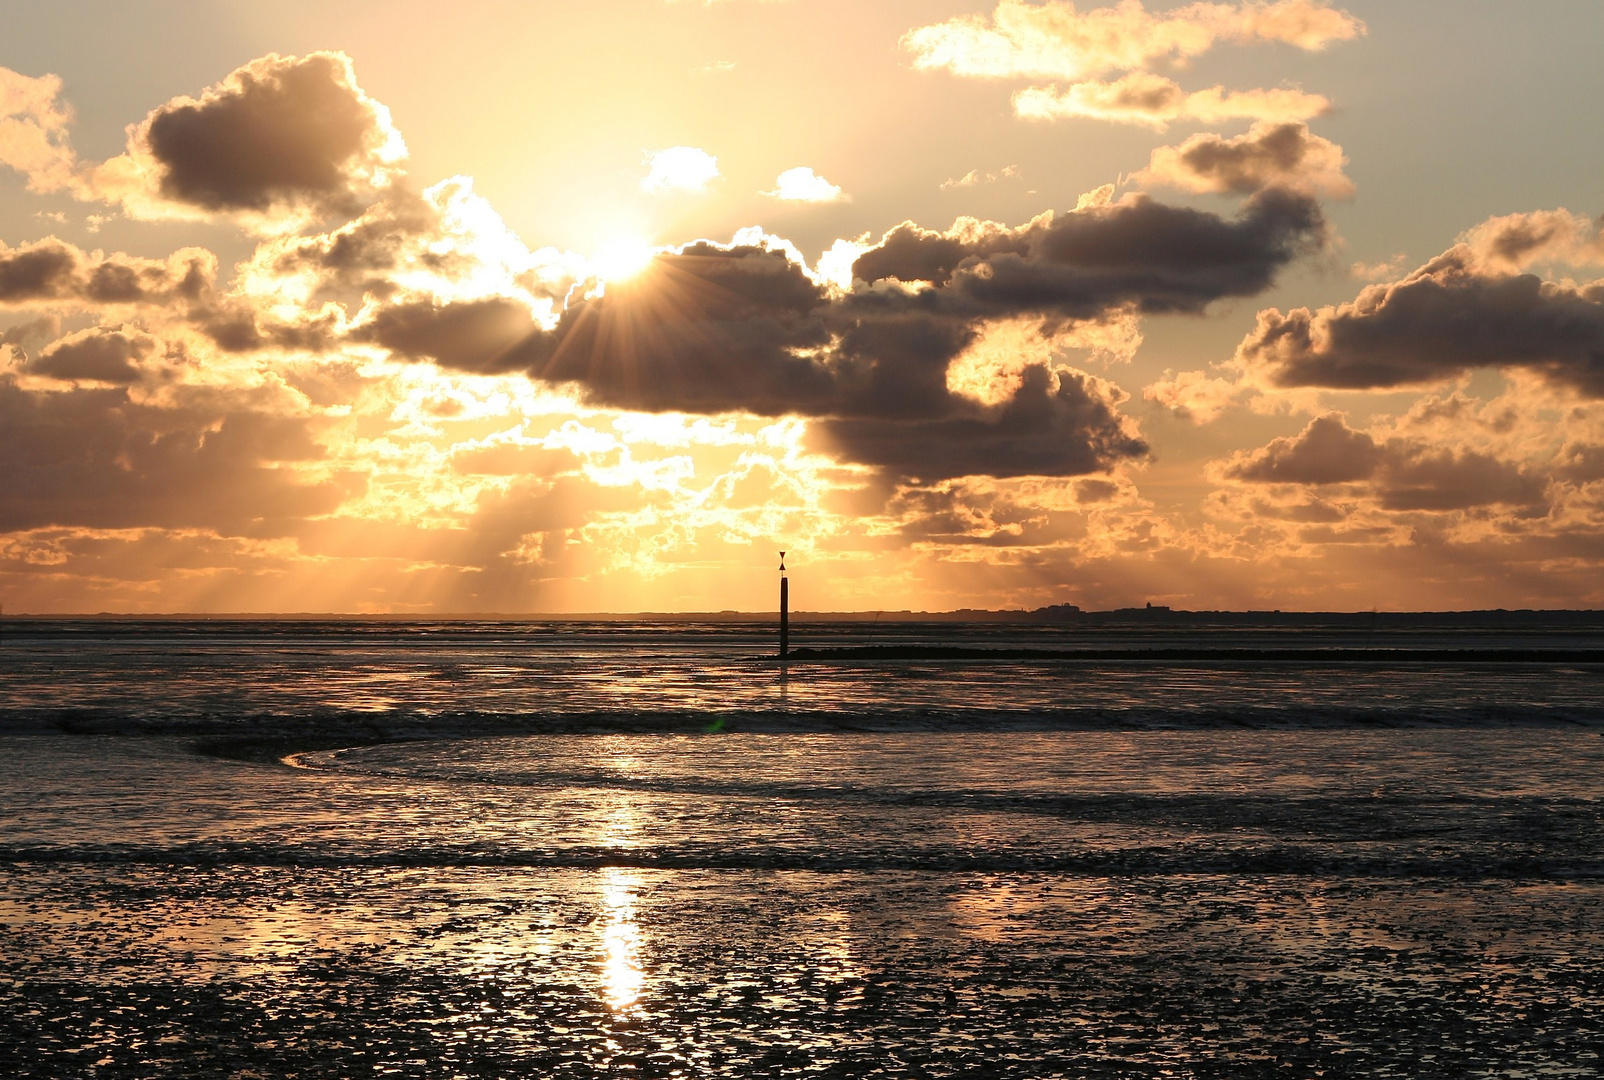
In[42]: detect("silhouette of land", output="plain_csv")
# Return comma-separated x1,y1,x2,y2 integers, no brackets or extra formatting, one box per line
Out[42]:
6,607,1604,627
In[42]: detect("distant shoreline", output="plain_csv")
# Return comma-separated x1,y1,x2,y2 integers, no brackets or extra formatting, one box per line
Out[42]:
6,608,1604,627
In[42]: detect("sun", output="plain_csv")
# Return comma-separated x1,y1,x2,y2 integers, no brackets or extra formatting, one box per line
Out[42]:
591,237,657,283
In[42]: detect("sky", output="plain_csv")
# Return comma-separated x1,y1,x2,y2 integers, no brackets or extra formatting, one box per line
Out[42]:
2,0,1603,614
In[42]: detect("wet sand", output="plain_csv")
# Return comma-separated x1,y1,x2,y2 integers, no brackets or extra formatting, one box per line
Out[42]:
2,731,1603,1077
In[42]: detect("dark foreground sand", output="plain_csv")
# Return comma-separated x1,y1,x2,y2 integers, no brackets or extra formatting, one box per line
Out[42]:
2,731,1603,1077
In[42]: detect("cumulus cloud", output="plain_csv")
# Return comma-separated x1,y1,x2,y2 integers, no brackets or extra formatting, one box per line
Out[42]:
348,241,1148,481
849,186,1327,316
1223,413,1381,483
1132,121,1353,196
0,67,79,194
641,146,720,194
1222,413,1548,511
823,364,1145,481
0,237,215,308
5,51,1328,485
1143,368,1243,423
242,178,582,309
1013,74,1329,127
4,53,405,230
763,167,846,203
104,52,405,226
342,186,1324,480
903,0,1364,80
906,1,1360,130
10,46,1469,613
27,327,156,384
1459,208,1604,273
1234,233,1604,396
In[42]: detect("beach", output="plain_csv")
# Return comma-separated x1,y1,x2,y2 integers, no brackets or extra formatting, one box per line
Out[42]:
2,619,1603,1076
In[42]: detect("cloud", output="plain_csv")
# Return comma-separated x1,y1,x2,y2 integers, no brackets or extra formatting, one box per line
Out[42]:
1459,208,1604,273
1013,74,1329,127
0,374,352,534
1143,368,1243,422
903,0,1364,81
242,178,583,309
763,167,846,203
1221,413,1548,511
940,165,1020,190
358,187,1324,382
0,66,79,194
0,237,216,308
850,186,1327,317
1132,121,1352,196
19,46,1522,614
1223,413,1381,483
345,186,1323,480
1234,236,1604,396
0,314,60,358
27,327,156,384
1350,253,1406,281
109,52,405,225
3,53,405,230
344,238,1151,481
907,2,1359,131
357,296,547,374
5,50,1322,484
641,146,720,194
822,364,1145,481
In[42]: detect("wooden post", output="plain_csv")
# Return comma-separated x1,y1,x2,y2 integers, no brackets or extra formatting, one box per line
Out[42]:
779,551,788,660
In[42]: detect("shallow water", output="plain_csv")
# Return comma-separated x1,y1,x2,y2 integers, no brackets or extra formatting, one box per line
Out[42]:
3,618,1603,731
2,620,1602,1076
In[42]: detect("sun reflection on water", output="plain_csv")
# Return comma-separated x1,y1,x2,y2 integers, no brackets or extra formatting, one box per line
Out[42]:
598,867,645,1013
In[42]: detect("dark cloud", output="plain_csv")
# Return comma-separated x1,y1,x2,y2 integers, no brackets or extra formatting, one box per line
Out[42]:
1,314,61,357
1555,442,1604,483
821,364,1145,482
131,51,402,218
535,243,839,415
1376,447,1546,512
1237,248,1604,394
351,191,1323,479
0,238,214,307
1224,414,1382,484
191,297,342,354
1075,478,1120,503
0,376,353,534
352,245,1139,479
1225,414,1547,511
359,245,840,413
259,188,456,297
28,328,154,383
851,223,1030,288
358,297,547,373
852,188,1326,317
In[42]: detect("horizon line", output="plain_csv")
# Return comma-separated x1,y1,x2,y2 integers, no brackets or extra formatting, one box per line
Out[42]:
3,607,1603,620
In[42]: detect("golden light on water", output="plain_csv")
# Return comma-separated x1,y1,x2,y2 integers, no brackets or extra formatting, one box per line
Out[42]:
597,868,645,1013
